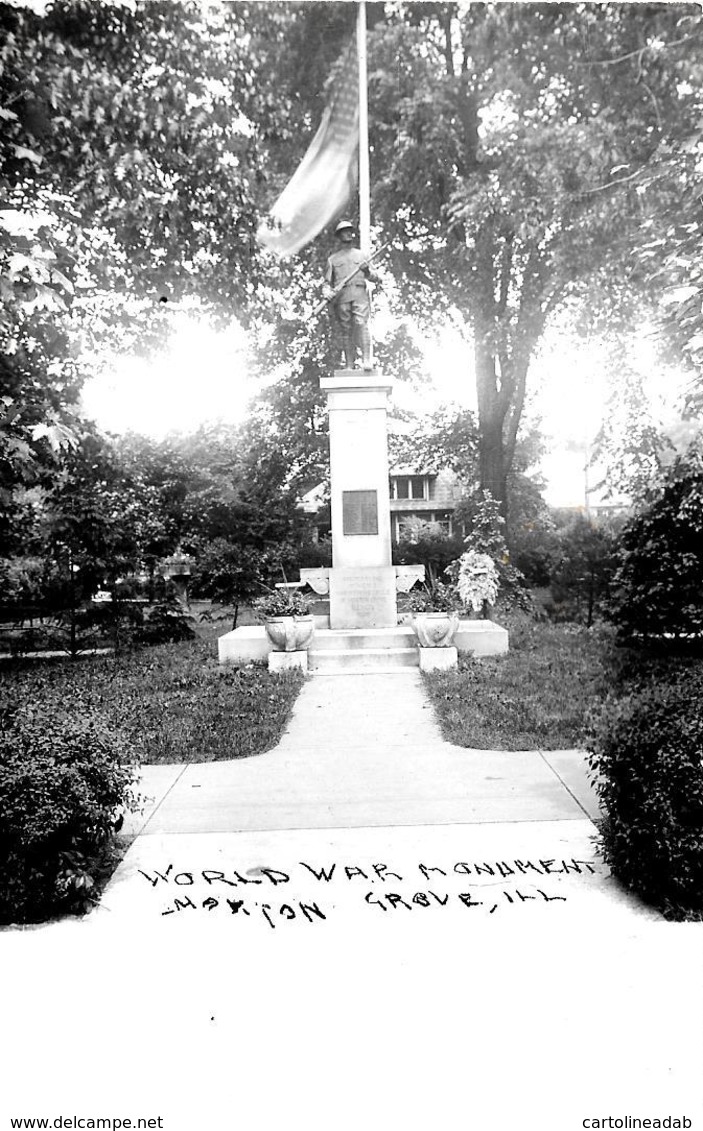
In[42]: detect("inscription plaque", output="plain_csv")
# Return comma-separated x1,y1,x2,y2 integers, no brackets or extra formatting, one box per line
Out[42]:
329,566,398,628
342,490,378,536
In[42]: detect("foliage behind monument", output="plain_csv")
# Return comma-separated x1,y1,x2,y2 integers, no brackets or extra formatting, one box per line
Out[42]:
608,443,703,642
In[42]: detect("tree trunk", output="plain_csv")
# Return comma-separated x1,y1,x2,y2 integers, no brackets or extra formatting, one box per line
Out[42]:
469,235,553,524
586,569,596,629
474,323,509,517
478,412,508,516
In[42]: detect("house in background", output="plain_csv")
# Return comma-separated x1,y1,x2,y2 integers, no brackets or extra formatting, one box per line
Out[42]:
389,466,464,541
298,482,331,542
299,466,465,544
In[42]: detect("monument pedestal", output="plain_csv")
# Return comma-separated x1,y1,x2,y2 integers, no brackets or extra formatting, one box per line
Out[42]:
218,621,508,672
418,646,458,672
320,369,397,631
328,566,397,630
217,364,510,673
268,650,308,673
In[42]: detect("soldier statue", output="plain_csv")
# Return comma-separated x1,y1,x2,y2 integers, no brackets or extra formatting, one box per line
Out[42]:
323,219,377,371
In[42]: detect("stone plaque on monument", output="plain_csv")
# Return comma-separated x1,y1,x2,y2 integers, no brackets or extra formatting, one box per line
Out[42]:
342,490,378,536
318,369,398,628
329,566,398,629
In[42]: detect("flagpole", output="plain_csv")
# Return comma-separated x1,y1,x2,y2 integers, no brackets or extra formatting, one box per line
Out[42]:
357,0,370,256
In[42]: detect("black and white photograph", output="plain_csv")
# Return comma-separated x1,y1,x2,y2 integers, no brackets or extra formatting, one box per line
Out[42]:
1,1,702,1128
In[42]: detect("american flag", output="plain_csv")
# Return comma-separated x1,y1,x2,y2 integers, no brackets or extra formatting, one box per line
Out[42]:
257,37,359,258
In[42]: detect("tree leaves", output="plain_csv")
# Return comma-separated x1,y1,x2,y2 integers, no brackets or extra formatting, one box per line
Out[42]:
355,4,703,509
0,0,301,518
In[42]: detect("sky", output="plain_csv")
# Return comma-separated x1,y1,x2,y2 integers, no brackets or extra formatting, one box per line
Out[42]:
80,314,254,439
80,308,689,509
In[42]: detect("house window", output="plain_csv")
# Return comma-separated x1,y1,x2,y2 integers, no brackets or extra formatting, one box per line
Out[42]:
395,512,454,542
396,515,417,540
392,475,427,500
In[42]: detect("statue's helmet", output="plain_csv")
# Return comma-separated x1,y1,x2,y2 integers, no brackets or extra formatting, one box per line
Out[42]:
334,220,355,237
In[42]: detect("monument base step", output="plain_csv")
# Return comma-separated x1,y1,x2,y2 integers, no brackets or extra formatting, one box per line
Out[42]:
309,626,417,651
217,620,509,670
308,646,418,674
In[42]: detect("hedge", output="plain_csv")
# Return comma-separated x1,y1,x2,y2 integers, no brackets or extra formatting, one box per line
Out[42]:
0,703,139,924
588,669,703,918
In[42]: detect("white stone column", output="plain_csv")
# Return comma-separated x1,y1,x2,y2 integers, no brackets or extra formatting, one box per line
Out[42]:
320,369,398,629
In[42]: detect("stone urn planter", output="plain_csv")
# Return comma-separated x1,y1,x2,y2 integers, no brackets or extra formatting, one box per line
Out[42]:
411,611,460,649
253,587,315,659
406,581,460,649
264,614,315,653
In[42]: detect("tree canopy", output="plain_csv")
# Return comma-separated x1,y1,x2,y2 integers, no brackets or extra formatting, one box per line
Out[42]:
363,2,703,513
230,2,703,517
2,0,702,594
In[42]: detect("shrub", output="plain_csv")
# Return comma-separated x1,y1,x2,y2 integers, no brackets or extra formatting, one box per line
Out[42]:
295,536,333,570
0,703,139,923
455,489,534,613
392,529,466,585
191,539,266,624
92,598,147,651
511,541,556,587
48,599,147,655
608,447,703,641
588,669,703,918
509,509,559,587
137,593,195,645
0,556,48,608
549,515,619,626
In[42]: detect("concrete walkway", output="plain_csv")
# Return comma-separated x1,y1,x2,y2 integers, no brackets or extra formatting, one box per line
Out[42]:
121,671,599,837
107,670,659,923
10,670,700,1131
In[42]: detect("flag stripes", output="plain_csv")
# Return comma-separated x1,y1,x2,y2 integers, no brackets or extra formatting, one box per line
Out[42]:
257,36,359,258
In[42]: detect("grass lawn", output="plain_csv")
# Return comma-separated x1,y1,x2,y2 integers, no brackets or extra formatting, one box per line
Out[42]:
424,617,614,750
0,625,304,764
5,610,699,762
0,619,307,924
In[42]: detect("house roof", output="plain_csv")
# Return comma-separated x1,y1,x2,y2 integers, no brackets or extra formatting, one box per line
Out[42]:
389,465,437,476
298,483,328,513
